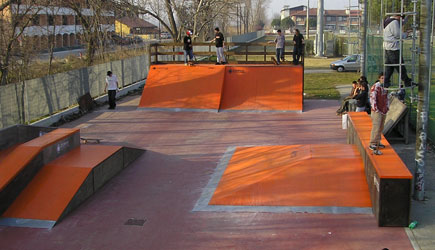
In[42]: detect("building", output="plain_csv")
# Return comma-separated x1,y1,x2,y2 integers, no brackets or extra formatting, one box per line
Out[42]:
115,16,159,40
290,8,361,34
0,0,115,50
280,5,306,20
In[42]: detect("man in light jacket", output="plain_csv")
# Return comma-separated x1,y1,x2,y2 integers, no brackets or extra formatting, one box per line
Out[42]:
383,15,415,88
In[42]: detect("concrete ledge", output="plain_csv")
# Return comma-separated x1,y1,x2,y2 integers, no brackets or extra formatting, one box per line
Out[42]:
347,112,412,227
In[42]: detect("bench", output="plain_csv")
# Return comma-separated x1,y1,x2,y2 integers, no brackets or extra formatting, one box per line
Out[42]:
347,112,412,227
0,127,80,215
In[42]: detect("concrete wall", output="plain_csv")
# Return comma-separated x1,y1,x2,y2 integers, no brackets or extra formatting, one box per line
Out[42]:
227,31,265,43
0,55,149,129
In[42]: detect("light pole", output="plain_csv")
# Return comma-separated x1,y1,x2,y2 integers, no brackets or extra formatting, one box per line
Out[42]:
316,0,324,57
306,0,309,39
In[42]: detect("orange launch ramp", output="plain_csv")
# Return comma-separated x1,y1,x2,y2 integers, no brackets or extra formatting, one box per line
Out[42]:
194,144,372,214
138,65,226,111
138,64,304,112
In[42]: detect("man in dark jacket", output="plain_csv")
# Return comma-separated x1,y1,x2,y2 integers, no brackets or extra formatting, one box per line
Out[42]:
183,29,194,65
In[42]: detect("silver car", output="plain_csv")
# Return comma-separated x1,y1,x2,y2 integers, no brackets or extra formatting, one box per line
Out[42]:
330,54,361,72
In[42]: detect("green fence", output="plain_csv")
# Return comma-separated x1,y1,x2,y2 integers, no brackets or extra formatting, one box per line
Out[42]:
366,0,435,143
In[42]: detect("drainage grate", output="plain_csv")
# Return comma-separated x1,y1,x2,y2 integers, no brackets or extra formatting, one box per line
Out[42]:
124,218,146,226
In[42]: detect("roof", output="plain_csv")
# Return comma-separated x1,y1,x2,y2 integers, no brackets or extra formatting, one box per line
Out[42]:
117,17,157,28
292,8,361,17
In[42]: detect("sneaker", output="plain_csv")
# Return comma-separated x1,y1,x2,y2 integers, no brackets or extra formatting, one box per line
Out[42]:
378,143,386,149
215,62,221,65
405,81,418,88
373,150,383,155
184,63,188,66
369,145,377,151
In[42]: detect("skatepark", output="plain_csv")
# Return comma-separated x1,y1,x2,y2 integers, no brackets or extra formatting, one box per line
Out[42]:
0,60,421,249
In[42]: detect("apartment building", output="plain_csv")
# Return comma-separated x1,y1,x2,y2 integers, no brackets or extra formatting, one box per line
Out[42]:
291,8,361,34
1,0,114,50
280,5,306,20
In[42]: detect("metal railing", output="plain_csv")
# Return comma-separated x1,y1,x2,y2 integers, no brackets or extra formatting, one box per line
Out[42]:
148,42,304,65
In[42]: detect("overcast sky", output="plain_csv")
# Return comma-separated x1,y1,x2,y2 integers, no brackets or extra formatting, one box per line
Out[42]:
268,0,360,18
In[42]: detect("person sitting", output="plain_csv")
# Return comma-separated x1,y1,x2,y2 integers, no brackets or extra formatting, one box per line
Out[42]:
336,80,359,115
354,82,368,112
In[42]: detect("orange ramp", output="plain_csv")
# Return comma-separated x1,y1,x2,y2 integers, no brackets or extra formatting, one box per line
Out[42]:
138,64,304,112
0,128,79,215
138,64,226,111
209,145,371,208
0,145,144,228
219,66,303,112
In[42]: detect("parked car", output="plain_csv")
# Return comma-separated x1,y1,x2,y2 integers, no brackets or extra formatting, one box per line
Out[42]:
111,34,133,45
330,54,361,72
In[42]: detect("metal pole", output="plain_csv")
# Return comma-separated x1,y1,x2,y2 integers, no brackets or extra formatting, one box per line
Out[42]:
306,0,309,39
361,0,368,75
316,0,324,57
348,0,351,54
414,0,433,201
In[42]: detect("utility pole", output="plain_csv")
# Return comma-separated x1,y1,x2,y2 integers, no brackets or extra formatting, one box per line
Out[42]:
361,0,368,75
414,0,433,201
306,0,309,39
316,0,324,57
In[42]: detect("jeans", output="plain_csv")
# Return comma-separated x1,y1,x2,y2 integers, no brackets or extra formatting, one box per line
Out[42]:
108,90,116,109
276,48,284,64
184,49,194,63
293,46,303,65
384,50,412,88
216,47,226,63
370,111,386,146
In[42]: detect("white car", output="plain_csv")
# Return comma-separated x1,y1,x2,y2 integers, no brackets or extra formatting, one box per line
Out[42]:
330,54,361,72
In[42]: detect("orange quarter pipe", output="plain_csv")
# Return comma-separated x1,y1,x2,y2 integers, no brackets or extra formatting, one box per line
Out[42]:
138,64,303,112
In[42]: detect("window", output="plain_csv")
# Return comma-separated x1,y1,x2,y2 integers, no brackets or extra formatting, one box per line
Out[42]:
62,15,68,25
75,15,81,25
326,16,336,21
48,15,54,25
347,55,358,62
32,15,40,25
339,16,347,22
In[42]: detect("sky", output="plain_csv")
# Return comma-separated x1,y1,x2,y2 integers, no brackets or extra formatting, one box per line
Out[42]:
268,0,360,18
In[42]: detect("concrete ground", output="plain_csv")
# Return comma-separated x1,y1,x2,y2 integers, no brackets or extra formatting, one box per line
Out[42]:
0,94,424,249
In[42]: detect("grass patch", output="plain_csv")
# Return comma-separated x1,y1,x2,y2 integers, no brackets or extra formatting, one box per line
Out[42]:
304,56,343,69
304,72,360,99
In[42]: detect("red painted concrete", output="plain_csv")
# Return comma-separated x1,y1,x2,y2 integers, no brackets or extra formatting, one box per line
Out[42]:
0,97,413,249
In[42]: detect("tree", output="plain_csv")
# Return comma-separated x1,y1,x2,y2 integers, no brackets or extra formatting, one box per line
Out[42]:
271,18,281,28
64,0,113,65
0,0,40,85
281,16,295,30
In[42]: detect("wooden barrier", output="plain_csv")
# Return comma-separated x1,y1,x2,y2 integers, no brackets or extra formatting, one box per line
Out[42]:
347,112,412,227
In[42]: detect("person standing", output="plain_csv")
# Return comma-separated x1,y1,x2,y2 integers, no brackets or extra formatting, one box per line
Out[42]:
369,73,388,155
293,29,304,65
210,27,226,65
183,29,194,65
383,15,415,88
105,71,119,110
274,29,285,65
